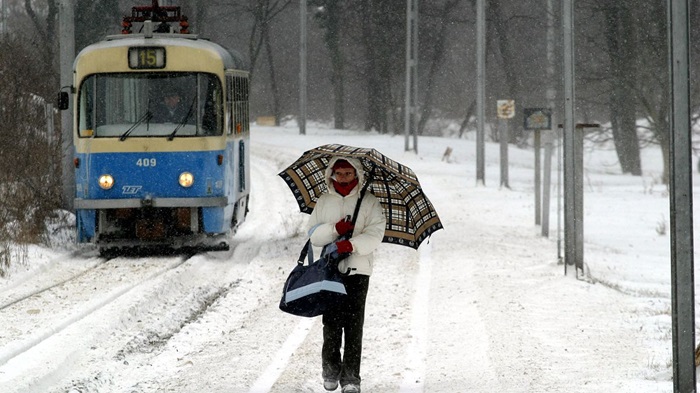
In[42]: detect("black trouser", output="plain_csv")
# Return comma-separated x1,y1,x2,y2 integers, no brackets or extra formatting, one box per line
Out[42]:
322,274,370,387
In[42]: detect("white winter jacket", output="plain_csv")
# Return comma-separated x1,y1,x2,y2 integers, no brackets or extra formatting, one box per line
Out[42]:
307,157,386,276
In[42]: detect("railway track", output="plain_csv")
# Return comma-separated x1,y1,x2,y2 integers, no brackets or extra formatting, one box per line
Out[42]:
0,260,104,312
0,248,201,313
0,254,192,369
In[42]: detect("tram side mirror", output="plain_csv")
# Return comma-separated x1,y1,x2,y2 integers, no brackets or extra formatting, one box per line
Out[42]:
57,92,69,110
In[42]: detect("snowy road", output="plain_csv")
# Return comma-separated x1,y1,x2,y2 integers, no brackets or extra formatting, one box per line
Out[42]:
0,127,669,392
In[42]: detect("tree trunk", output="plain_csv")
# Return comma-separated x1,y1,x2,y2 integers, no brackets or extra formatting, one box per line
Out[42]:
359,0,382,131
603,2,642,175
356,0,404,132
459,99,477,138
417,0,461,136
656,115,670,185
264,27,282,125
314,0,345,129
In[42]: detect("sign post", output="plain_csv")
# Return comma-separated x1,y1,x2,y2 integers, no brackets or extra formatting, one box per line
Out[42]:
524,108,552,234
476,0,485,185
497,100,515,189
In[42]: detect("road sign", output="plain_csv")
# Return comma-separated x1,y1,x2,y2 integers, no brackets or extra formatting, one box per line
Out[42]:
524,108,552,130
497,100,515,119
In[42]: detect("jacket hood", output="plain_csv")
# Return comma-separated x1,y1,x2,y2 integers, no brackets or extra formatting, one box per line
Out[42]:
325,156,365,196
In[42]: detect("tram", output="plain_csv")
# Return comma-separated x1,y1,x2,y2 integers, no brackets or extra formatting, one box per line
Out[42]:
58,1,250,254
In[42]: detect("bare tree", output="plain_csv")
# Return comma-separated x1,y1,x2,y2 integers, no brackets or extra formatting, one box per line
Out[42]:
23,0,59,89
0,36,62,249
76,0,120,51
214,0,292,125
178,0,209,36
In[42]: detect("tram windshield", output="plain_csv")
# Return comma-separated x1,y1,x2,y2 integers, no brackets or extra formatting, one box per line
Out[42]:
77,72,222,138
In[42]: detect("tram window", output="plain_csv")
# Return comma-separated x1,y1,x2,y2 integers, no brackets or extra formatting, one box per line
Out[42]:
77,72,223,138
226,75,234,135
200,75,221,134
239,141,246,191
230,75,249,135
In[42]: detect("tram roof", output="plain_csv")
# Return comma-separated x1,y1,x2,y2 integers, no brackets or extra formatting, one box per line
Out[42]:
76,33,248,71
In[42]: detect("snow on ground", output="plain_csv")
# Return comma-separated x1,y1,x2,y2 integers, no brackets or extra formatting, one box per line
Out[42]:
0,124,691,392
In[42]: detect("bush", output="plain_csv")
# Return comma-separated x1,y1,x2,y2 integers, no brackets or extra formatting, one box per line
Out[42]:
0,36,63,276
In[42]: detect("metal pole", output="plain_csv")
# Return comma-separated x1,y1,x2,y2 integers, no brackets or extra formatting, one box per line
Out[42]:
404,0,418,153
299,0,307,135
534,131,541,225
557,125,563,263
59,0,75,211
475,0,485,185
562,0,582,272
542,0,556,238
404,0,411,151
573,124,584,277
499,119,509,188
541,129,552,237
668,0,696,390
412,0,418,153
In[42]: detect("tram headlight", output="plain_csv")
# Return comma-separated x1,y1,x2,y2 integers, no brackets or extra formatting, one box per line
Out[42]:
98,174,114,190
179,172,194,188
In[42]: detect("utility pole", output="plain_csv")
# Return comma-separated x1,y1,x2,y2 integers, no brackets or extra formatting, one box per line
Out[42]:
59,0,75,211
299,0,307,135
475,0,485,185
542,0,556,237
668,0,696,390
404,0,418,153
562,0,583,275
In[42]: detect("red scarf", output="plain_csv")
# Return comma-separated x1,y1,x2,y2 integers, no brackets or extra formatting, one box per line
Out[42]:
333,178,358,196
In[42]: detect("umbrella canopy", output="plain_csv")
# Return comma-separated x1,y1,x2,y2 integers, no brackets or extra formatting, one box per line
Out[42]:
279,144,443,249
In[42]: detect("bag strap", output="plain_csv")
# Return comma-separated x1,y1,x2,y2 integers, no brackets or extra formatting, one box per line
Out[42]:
345,171,372,238
297,239,314,265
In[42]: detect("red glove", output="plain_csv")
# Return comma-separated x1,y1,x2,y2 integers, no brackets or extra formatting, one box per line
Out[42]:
335,220,354,236
336,240,353,254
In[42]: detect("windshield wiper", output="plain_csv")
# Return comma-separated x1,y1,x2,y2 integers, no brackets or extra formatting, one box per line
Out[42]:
120,111,153,141
167,97,196,141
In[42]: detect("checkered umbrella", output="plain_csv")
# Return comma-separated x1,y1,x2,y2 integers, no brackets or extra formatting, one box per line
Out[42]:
279,144,443,249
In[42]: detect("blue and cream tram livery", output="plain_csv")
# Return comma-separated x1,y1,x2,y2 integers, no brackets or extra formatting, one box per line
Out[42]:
62,3,250,253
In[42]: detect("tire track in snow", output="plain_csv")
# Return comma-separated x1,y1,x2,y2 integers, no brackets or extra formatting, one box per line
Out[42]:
240,144,316,393
240,143,306,241
247,318,315,393
399,242,431,393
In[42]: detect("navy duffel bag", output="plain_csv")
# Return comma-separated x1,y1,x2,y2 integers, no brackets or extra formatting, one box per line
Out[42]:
279,239,347,317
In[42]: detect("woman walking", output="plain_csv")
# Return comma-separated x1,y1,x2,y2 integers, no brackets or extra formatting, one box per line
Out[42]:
307,157,386,393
